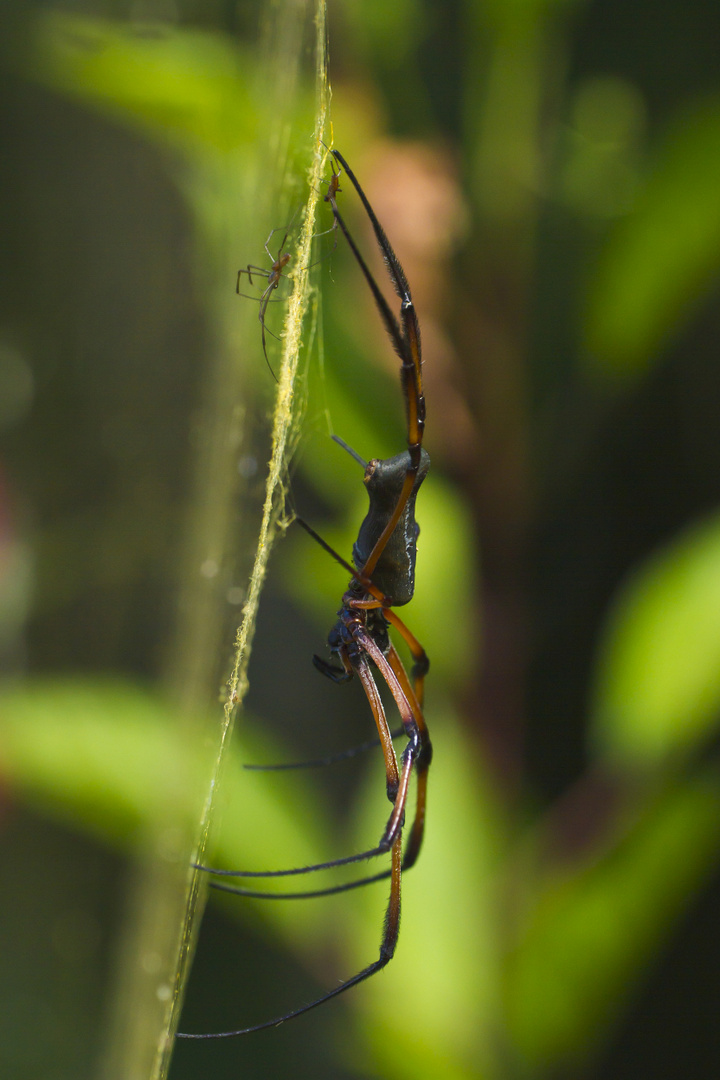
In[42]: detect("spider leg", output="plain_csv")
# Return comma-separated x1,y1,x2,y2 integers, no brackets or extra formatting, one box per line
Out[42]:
293,516,431,869
312,653,352,681
236,223,292,383
384,609,430,705
259,291,277,382
294,519,432,846
235,652,423,894
331,152,423,412
294,517,383,604
325,182,404,363
305,145,342,259
385,643,431,870
177,836,402,1038
349,599,429,702
194,839,391,879
236,291,286,303
179,639,413,1039
208,865,391,900
195,648,418,882
236,264,273,292
353,626,429,861
352,650,399,795
243,724,405,771
324,152,426,582
331,152,424,417
330,152,409,305
264,228,289,262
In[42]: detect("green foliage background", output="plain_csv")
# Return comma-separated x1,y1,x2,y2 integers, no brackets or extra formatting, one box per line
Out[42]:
1,2,720,1079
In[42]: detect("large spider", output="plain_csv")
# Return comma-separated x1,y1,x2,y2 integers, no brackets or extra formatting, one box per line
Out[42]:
179,149,432,1038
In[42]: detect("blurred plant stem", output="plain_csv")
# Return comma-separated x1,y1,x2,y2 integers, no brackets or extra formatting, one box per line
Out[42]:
16,4,337,1078
459,3,568,780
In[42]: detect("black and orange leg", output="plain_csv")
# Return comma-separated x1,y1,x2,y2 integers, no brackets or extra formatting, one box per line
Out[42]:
383,642,431,872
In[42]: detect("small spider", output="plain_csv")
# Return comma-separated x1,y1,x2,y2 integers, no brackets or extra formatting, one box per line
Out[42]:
236,227,292,382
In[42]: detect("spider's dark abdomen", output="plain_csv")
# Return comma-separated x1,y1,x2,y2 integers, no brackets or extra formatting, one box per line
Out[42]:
353,448,430,605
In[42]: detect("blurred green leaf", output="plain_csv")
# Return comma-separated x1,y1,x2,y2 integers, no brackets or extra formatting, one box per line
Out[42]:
0,678,203,845
591,510,720,766
505,773,720,1070
559,76,646,219
0,676,338,951
340,0,425,66
26,12,257,151
585,98,720,376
